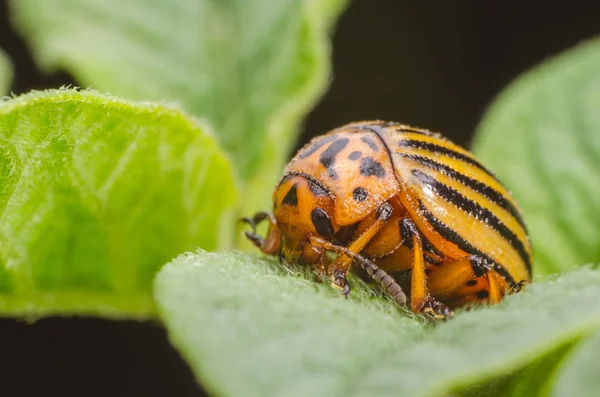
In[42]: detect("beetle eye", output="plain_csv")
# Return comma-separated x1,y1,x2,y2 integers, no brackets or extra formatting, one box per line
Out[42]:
311,208,334,237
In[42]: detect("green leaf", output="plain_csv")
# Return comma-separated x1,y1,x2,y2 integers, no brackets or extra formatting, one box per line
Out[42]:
154,251,600,397
0,49,12,96
549,329,600,397
0,89,236,318
472,38,600,275
11,0,348,216
458,342,576,397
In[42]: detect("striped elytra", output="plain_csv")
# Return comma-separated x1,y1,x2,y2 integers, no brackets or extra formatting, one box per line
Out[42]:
243,121,532,319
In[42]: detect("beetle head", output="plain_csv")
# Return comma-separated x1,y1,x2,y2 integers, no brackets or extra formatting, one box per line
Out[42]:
272,174,336,262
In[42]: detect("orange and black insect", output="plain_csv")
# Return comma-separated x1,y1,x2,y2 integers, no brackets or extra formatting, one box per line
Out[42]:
242,121,532,319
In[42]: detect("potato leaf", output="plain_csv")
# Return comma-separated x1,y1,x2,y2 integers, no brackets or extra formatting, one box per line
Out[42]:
154,251,600,397
549,329,600,397
473,38,600,275
458,342,576,397
0,89,236,318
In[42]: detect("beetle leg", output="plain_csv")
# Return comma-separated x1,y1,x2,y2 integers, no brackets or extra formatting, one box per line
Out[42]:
333,269,351,297
399,218,427,312
309,236,407,306
326,202,394,292
421,296,454,320
399,218,454,319
240,212,281,255
487,271,502,304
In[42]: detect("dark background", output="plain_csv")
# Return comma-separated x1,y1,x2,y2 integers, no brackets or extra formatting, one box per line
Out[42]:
0,1,599,396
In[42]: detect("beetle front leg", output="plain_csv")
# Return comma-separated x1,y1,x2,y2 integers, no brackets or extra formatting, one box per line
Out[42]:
421,296,454,320
326,202,394,297
241,211,281,256
310,236,407,306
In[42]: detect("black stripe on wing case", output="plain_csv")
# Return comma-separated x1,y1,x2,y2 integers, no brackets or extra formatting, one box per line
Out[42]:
398,139,500,181
418,202,520,286
411,169,532,274
399,153,527,231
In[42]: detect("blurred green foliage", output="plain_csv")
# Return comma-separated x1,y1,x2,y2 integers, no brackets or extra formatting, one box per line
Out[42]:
0,49,12,95
11,0,348,219
474,38,600,276
155,251,600,397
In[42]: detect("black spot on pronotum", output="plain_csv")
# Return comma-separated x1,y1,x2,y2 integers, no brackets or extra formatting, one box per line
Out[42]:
348,151,362,161
311,208,334,237
359,157,386,178
319,138,349,180
281,183,298,206
361,136,379,151
352,187,369,202
299,134,338,159
476,290,490,299
465,279,477,287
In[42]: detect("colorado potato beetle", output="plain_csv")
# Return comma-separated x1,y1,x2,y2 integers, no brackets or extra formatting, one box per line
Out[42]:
243,121,532,319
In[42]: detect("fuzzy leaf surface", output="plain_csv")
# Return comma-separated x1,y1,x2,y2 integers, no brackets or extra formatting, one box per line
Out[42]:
0,89,236,317
155,251,600,397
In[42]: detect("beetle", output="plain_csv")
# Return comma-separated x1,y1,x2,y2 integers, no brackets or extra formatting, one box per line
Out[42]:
242,121,532,319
